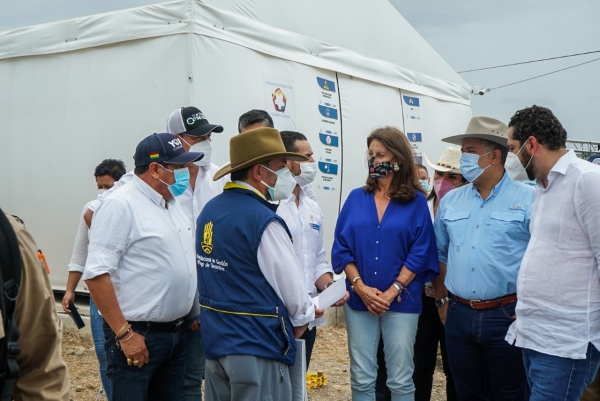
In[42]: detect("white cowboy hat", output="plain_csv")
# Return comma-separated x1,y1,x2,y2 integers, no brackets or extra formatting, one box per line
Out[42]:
424,147,462,174
442,116,509,148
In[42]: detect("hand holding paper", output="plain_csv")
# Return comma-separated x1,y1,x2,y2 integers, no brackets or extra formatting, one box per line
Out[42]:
314,278,347,310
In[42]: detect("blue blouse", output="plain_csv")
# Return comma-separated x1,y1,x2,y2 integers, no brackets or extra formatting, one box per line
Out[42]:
332,188,439,313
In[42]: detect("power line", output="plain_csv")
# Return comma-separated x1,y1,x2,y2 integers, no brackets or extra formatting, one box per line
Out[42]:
489,56,600,91
458,50,600,73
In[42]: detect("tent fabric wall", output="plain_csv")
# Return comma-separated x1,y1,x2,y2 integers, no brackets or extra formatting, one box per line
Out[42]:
412,93,473,169
0,0,471,106
336,74,405,203
0,35,193,289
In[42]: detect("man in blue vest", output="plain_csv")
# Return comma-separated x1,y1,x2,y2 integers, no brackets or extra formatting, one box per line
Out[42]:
197,127,322,401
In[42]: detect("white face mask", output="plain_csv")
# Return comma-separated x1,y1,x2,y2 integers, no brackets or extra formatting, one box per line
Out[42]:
180,135,212,166
506,142,533,182
261,166,297,201
98,189,107,196
293,161,317,187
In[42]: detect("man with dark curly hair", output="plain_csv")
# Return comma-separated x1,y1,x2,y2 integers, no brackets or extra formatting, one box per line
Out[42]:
505,105,600,401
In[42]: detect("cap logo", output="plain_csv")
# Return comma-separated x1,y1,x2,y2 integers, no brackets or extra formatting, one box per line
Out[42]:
167,138,183,150
149,152,160,160
186,112,205,125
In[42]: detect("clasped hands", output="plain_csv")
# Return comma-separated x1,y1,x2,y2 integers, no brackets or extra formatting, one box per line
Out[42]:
353,281,396,316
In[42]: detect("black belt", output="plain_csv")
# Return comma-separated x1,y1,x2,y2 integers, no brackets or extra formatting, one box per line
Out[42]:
128,318,186,332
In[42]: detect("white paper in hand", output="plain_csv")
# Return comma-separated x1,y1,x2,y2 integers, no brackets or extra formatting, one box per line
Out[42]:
315,278,346,309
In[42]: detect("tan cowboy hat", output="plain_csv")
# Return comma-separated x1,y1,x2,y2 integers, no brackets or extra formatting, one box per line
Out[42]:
424,147,462,174
213,127,309,181
442,116,509,148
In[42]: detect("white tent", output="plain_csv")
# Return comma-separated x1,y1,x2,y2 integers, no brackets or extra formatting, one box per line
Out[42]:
0,0,472,290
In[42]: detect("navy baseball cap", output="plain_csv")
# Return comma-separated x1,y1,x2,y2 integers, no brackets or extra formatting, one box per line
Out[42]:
588,154,600,166
134,133,204,167
166,107,224,137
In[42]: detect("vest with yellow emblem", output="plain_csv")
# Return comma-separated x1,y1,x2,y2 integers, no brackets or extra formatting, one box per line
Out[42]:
196,183,296,365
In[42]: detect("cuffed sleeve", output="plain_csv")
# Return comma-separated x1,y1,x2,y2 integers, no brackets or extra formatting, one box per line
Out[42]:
257,221,315,326
83,199,131,281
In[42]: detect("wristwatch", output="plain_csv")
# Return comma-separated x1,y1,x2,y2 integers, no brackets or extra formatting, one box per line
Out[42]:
351,276,362,292
435,297,449,308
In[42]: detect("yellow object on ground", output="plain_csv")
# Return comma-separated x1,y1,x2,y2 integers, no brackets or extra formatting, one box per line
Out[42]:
306,371,327,389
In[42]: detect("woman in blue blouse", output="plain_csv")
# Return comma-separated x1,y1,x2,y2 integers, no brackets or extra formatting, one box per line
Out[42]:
332,126,439,401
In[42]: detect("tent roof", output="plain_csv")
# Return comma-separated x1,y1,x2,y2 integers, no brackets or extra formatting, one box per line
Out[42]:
0,0,471,105
201,0,469,88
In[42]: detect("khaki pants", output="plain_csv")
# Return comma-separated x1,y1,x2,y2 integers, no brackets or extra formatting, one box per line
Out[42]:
581,370,600,401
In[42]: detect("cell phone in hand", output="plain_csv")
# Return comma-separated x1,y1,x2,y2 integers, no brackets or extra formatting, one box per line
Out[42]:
68,302,86,329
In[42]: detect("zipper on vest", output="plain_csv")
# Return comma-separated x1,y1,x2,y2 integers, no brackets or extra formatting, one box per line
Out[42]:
200,304,278,318
281,317,291,355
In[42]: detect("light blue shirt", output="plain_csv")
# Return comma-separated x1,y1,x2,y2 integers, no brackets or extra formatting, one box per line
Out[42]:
434,172,534,300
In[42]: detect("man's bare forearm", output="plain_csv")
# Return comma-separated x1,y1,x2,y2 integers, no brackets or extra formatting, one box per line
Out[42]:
85,273,128,333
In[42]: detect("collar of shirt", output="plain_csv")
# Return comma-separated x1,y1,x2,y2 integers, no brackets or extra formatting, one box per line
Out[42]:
470,170,511,201
194,163,213,182
282,185,307,206
133,175,169,209
230,180,267,200
545,150,576,189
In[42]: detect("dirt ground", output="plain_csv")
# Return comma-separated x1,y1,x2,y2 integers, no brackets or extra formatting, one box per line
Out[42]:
63,325,447,401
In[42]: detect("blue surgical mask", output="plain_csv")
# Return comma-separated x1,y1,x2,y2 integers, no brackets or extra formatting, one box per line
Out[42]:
459,151,492,182
159,165,190,197
419,179,430,192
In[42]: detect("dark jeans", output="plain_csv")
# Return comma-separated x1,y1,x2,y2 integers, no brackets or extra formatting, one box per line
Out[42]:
103,323,189,401
523,342,600,401
182,329,205,400
445,298,529,401
300,327,317,370
413,295,457,401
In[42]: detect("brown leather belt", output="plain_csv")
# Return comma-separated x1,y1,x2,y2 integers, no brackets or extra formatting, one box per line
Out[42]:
455,294,517,310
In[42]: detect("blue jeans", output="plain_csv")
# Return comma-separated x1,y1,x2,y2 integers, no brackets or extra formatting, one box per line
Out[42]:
103,323,189,401
182,329,205,400
344,304,419,401
90,297,112,400
445,298,529,401
523,342,600,401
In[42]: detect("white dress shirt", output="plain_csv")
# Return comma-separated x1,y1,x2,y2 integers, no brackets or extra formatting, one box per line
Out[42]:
505,150,600,359
235,181,316,327
277,186,334,295
178,163,228,238
68,201,94,273
83,176,196,322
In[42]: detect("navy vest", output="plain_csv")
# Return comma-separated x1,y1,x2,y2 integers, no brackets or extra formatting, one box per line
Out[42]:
196,183,296,365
